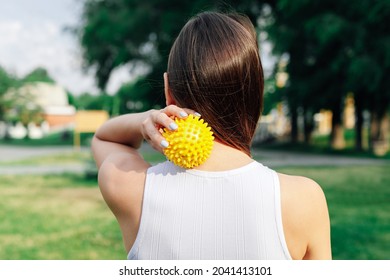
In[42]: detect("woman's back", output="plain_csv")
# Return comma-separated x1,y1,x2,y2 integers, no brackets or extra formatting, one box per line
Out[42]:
128,161,291,260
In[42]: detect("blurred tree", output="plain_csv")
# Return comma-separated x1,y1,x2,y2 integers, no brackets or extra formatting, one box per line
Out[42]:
344,0,390,151
0,66,16,121
1,86,44,127
263,0,352,144
79,0,261,111
22,67,55,84
263,0,390,150
79,0,389,151
72,92,114,115
66,90,77,107
262,77,282,115
115,78,154,115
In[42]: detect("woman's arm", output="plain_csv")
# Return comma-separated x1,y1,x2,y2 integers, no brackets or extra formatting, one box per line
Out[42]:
92,105,190,168
279,174,332,260
302,181,332,260
91,105,190,251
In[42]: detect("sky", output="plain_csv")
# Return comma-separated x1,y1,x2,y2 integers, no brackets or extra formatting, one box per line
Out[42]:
0,0,132,95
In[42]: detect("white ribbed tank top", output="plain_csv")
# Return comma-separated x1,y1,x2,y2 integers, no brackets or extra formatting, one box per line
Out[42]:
128,160,292,260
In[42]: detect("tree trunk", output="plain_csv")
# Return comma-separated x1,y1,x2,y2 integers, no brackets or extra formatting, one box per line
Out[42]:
369,111,379,151
303,109,314,144
372,112,389,156
290,105,298,143
332,124,346,149
330,101,345,149
354,93,364,151
379,112,389,142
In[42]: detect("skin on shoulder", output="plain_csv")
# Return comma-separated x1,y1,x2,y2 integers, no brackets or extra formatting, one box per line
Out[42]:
278,173,332,260
92,138,150,252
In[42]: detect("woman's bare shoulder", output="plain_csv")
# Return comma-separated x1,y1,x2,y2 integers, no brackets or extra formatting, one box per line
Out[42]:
97,151,149,215
97,152,150,252
277,172,325,201
277,172,328,224
277,172,331,259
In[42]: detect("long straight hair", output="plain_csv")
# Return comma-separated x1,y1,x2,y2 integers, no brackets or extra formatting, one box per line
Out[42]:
167,12,264,155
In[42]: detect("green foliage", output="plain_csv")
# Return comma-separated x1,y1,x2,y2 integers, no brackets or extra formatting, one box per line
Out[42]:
79,0,390,149
263,77,283,115
0,66,15,94
79,0,261,109
22,67,55,84
263,0,390,147
0,66,17,120
115,77,163,115
72,92,114,114
265,0,349,109
3,89,44,126
66,90,77,107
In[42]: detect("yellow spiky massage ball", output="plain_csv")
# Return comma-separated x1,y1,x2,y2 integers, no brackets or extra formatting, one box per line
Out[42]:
162,114,214,169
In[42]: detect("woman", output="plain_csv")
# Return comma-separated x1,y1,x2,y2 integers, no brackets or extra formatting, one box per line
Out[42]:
92,11,331,260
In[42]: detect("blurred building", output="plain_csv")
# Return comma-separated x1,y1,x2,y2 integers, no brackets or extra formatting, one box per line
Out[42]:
3,82,76,139
15,82,76,129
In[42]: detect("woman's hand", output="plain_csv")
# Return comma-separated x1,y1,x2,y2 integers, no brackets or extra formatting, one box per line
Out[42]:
92,104,198,168
141,105,196,153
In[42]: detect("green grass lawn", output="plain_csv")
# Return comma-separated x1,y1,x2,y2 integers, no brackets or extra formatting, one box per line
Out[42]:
275,165,390,260
0,173,124,259
0,149,389,259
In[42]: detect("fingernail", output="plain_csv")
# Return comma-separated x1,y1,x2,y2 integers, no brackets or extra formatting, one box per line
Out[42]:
160,140,169,148
169,122,178,130
179,111,188,118
194,112,201,117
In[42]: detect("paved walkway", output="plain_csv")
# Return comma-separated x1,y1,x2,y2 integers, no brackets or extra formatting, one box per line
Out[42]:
0,164,86,175
0,145,89,162
0,144,388,175
0,145,89,175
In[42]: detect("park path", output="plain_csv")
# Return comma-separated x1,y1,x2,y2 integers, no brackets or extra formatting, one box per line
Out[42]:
0,144,388,175
0,145,88,162
0,145,89,175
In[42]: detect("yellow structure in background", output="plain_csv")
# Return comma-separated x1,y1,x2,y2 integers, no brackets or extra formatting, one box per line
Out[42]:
74,110,109,149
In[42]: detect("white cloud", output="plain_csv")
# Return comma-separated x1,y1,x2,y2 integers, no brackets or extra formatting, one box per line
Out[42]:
0,20,23,44
0,0,131,95
0,18,97,94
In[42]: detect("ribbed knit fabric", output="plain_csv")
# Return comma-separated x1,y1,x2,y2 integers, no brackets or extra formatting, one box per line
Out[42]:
128,161,292,260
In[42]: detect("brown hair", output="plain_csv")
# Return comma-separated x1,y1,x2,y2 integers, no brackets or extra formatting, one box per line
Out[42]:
167,11,264,156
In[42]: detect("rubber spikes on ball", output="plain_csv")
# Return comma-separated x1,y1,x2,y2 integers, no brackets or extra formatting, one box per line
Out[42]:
162,114,214,169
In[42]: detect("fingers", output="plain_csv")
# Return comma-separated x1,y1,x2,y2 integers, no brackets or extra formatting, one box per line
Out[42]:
160,104,190,120
155,105,199,130
141,117,166,153
141,105,198,153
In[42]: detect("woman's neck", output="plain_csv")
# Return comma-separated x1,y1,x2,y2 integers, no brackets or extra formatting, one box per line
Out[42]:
194,141,253,171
